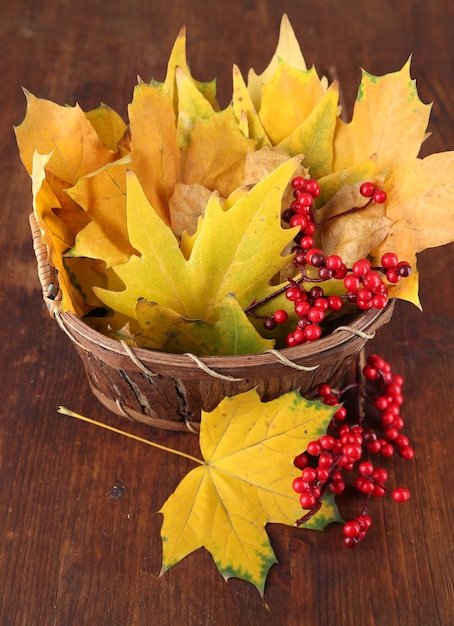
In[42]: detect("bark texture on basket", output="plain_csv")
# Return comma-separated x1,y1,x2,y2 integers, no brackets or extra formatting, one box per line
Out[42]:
57,303,394,431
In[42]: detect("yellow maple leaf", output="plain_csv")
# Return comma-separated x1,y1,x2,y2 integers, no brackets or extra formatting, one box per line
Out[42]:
135,295,273,355
247,14,307,110
232,64,269,145
66,155,135,267
333,60,432,175
128,81,178,225
15,90,117,182
259,62,326,145
160,388,341,595
371,152,454,305
94,158,301,352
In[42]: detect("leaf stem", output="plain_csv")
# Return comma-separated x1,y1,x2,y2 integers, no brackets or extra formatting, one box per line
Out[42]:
58,406,204,465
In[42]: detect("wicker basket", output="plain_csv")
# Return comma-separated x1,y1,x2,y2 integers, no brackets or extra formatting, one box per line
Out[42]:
30,214,394,432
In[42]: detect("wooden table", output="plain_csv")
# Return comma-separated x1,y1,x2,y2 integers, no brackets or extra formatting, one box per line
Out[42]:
1,1,453,624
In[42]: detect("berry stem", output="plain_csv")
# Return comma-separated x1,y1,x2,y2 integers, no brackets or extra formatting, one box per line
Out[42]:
317,198,374,228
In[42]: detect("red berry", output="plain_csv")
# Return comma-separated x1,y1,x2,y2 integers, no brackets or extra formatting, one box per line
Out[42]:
314,297,329,311
293,452,309,469
320,435,335,450
357,514,372,530
343,536,358,548
302,467,317,483
357,288,373,303
307,307,324,323
318,383,332,397
317,468,330,482
374,396,389,411
333,406,347,421
328,295,343,311
368,354,385,370
290,214,308,229
344,275,361,291
294,300,310,316
296,192,313,208
299,491,317,509
292,176,306,189
392,487,410,503
333,264,348,279
372,467,388,484
372,294,388,309
360,182,376,198
273,309,288,324
329,478,345,494
300,235,314,250
399,446,415,460
286,287,302,301
305,179,321,197
304,324,322,341
325,255,343,270
306,248,325,267
397,261,412,277
307,441,321,455
355,476,375,494
359,461,374,475
343,520,362,537
361,270,382,291
363,365,379,380
380,443,394,457
373,189,387,203
386,268,401,283
372,484,386,498
292,476,307,493
381,252,398,269
352,259,372,277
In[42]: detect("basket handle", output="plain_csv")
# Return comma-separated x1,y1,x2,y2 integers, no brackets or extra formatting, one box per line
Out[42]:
29,213,62,318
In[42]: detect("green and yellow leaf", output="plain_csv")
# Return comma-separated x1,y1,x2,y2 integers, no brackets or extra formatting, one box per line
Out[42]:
160,388,341,595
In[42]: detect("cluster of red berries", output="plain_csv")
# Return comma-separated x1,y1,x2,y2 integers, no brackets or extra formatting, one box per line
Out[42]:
281,175,321,241
292,353,413,547
256,177,412,348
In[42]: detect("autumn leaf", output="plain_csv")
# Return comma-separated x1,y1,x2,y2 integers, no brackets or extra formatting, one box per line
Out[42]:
135,294,274,355
370,152,454,305
259,62,326,145
94,158,301,352
333,60,431,174
84,103,128,153
247,14,307,110
278,82,340,178
15,90,117,182
232,64,269,145
66,155,135,267
162,25,218,112
128,81,178,225
178,106,256,198
160,388,341,595
316,177,390,266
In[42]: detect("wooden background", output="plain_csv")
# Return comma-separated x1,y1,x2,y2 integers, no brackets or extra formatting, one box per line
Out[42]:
1,0,453,624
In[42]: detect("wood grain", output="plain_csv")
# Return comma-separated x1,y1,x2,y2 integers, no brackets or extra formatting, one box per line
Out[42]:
1,1,453,624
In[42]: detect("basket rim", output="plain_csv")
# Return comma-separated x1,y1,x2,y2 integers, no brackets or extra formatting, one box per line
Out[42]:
58,300,394,374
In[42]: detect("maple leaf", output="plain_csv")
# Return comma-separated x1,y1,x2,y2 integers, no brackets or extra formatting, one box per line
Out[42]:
247,14,307,110
370,152,454,305
135,295,273,355
94,157,301,353
160,389,342,595
259,62,326,145
346,60,432,174
66,155,135,267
